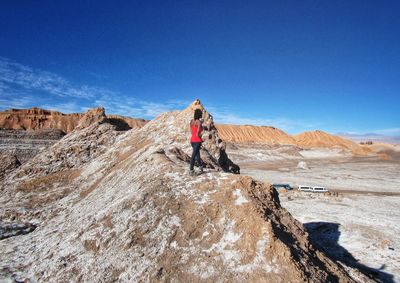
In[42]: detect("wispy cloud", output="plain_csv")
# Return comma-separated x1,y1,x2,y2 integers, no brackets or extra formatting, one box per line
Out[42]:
0,57,112,99
0,95,37,109
94,97,190,118
0,57,190,117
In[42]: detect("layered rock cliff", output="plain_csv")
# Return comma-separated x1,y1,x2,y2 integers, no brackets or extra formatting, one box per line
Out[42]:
0,107,147,133
0,100,366,282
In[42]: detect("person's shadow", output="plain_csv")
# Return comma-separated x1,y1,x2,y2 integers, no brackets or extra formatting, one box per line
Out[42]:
304,222,394,283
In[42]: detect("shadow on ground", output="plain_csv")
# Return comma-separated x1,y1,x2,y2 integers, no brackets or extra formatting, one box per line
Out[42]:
304,222,394,283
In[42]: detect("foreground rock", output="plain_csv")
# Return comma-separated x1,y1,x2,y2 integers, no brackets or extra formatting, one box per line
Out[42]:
0,100,367,282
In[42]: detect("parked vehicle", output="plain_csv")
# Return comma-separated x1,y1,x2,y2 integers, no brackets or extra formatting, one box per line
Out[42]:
298,185,328,193
312,186,328,193
298,185,313,192
272,184,293,191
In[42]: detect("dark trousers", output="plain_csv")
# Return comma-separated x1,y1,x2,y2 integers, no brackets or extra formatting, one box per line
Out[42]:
190,142,202,170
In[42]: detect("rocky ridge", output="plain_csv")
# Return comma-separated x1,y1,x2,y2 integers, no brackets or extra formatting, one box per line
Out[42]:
0,100,369,282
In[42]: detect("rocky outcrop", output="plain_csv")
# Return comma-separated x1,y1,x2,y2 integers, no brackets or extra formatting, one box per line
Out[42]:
0,154,21,181
185,99,239,173
0,107,147,133
76,107,107,130
0,100,364,282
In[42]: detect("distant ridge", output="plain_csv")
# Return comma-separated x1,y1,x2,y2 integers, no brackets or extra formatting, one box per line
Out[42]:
215,124,297,145
0,108,147,133
0,107,372,154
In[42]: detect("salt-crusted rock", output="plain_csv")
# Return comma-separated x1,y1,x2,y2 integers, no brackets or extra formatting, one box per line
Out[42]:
0,154,20,181
0,100,364,282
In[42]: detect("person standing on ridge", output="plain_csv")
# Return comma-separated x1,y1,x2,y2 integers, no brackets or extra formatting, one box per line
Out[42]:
189,108,204,175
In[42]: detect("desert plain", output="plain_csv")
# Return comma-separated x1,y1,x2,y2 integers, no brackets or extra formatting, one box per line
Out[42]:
227,142,400,282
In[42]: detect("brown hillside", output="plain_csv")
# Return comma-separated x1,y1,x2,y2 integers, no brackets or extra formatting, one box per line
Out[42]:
215,124,297,145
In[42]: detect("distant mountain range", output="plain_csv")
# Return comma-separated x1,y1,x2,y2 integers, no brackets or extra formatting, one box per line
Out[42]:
1,107,395,157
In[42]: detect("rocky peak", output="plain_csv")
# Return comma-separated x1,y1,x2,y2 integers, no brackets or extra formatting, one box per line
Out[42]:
76,107,107,130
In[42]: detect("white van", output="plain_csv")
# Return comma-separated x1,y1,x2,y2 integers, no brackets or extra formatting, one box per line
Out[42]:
312,186,328,193
298,185,328,193
298,185,313,192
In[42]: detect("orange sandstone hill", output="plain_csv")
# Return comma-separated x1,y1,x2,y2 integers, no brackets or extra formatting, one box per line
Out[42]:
215,124,297,145
0,108,147,133
215,124,370,155
294,130,371,155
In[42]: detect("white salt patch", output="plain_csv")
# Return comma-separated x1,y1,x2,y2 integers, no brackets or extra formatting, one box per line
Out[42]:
190,262,215,279
169,215,181,227
204,219,242,266
233,189,249,205
165,172,184,182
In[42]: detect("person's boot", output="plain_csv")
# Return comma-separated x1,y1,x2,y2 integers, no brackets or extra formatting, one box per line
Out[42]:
189,169,196,176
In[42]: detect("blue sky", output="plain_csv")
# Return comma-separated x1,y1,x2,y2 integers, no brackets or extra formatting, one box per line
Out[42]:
0,1,399,135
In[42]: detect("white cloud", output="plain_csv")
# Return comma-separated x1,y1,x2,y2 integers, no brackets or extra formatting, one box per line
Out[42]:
0,57,112,99
94,97,189,118
0,57,190,117
0,95,37,109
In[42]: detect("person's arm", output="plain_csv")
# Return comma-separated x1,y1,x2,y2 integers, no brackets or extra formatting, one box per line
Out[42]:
196,120,203,137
